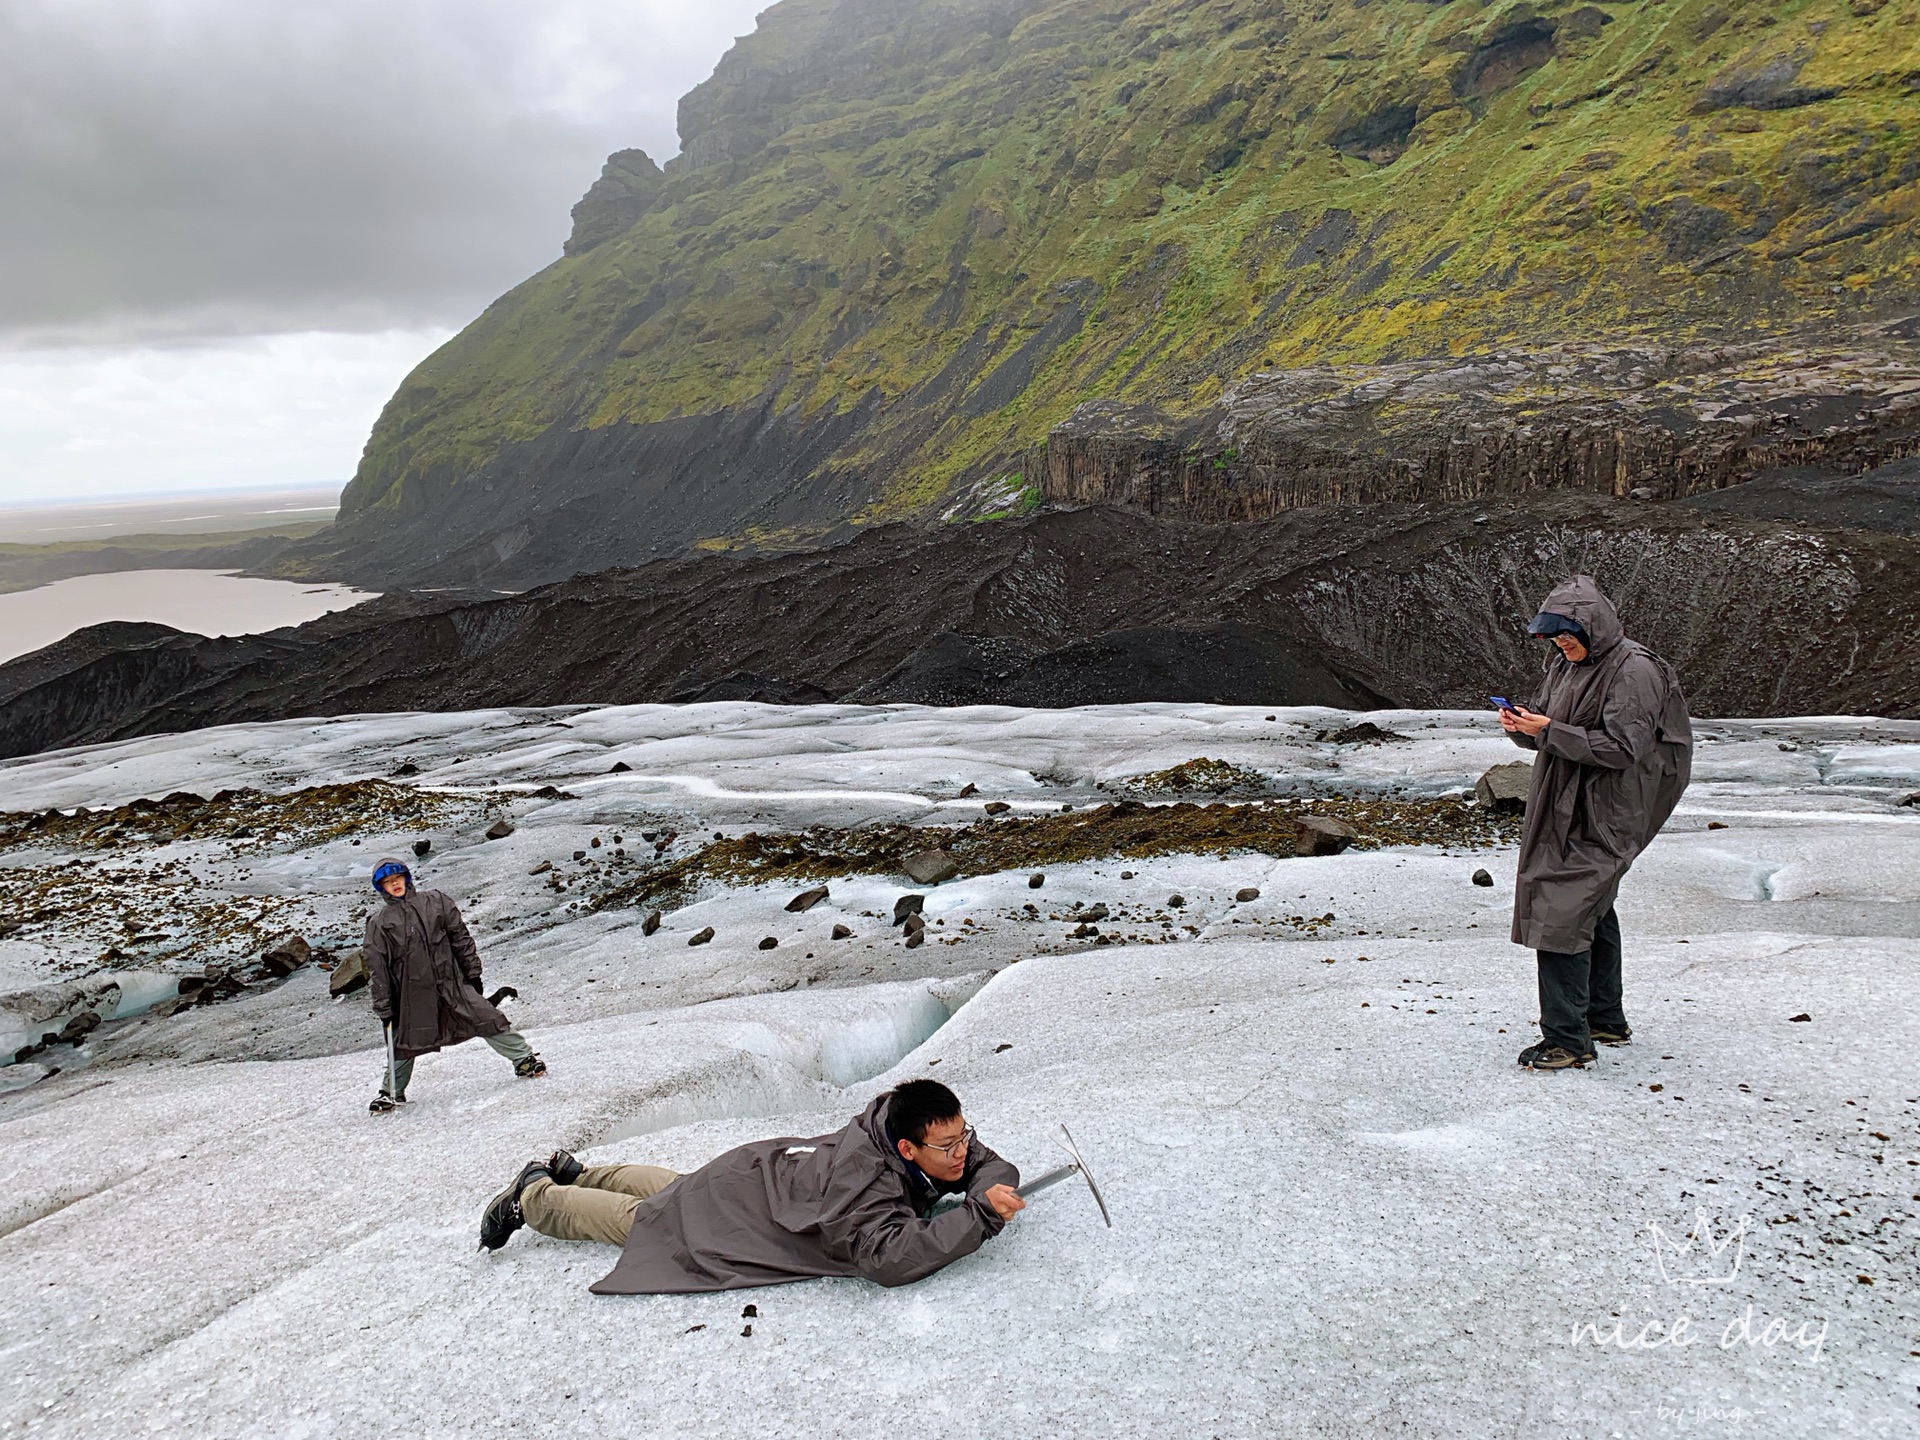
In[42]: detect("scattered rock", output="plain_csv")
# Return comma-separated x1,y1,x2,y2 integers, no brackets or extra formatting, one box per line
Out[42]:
1119,870,1134,880
1708,821,1729,830
529,860,553,875
642,909,662,935
1071,922,1100,939
0,921,23,938
329,947,368,996
1295,815,1358,856
892,894,926,924
1074,903,1110,922
688,927,715,946
611,761,632,772
785,886,830,913
956,783,978,798
901,849,960,885
59,1010,101,1041
412,838,432,857
831,923,853,939
1316,722,1408,745
741,1304,758,1318
260,935,313,978
1167,894,1185,907
905,929,924,949
1474,762,1532,815
1235,887,1261,903
1899,793,1920,808
994,1042,1013,1053
904,913,927,934
1788,1012,1812,1022
485,819,515,840
573,850,587,861
392,762,420,777
758,936,779,950
1028,873,1045,888
983,801,1012,815
1472,868,1494,887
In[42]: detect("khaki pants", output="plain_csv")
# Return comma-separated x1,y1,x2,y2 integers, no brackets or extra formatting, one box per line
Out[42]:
521,1164,681,1246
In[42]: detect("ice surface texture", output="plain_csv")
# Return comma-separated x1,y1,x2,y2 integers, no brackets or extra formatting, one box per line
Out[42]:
1,703,1916,1436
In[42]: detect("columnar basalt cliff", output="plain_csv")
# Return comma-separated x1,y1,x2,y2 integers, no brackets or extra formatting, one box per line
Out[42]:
270,0,1920,590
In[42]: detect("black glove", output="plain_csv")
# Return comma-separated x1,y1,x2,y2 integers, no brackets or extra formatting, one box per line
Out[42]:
469,976,483,995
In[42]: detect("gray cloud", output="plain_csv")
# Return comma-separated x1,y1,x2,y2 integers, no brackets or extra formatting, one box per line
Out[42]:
0,0,766,345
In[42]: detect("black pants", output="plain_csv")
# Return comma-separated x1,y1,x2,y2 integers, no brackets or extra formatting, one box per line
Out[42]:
1536,907,1626,1054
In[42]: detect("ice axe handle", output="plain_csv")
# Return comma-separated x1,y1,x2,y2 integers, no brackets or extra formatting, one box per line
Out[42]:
1014,1163,1083,1199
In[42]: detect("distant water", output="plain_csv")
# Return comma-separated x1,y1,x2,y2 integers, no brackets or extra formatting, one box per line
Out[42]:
0,569,377,664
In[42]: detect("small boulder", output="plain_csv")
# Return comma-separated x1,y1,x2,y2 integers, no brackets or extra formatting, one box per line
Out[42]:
1788,1012,1811,1023
758,937,779,951
485,819,515,840
1028,873,1045,889
786,886,830,913
610,761,632,773
642,909,663,936
688,927,715,947
904,929,925,949
329,947,368,996
59,1010,101,1042
392,762,420,777
892,894,926,925
901,849,960,885
1707,821,1729,831
1474,762,1532,815
528,860,553,876
956,783,978,798
260,935,313,978
903,912,927,935
983,801,1012,815
1071,922,1100,939
412,839,432,857
1074,903,1110,923
831,923,853,940
1472,868,1495,888
1294,815,1357,857
1167,894,1185,908
1235,887,1261,903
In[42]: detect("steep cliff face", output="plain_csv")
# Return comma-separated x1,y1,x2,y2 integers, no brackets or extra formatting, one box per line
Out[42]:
291,0,1920,587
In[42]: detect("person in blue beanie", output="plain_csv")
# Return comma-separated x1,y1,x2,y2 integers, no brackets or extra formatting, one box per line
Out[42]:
364,858,544,1115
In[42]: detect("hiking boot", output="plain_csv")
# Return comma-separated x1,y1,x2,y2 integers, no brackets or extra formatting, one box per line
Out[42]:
479,1161,551,1252
547,1149,583,1185
369,1091,406,1115
513,1054,548,1079
1589,1022,1632,1047
1523,1044,1595,1071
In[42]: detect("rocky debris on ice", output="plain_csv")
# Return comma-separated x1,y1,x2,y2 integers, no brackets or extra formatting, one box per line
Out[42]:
901,849,959,885
1475,761,1532,813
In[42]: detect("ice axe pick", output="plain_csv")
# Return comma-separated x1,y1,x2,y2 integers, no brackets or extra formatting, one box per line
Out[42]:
1014,1124,1112,1228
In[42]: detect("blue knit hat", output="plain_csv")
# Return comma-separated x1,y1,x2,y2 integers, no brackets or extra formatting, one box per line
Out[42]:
371,860,411,891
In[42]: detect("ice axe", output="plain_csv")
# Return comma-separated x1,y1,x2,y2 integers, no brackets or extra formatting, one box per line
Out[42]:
936,1123,1112,1226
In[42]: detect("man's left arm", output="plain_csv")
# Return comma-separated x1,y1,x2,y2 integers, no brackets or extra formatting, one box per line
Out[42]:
963,1136,1020,1198
1537,660,1662,771
442,896,484,988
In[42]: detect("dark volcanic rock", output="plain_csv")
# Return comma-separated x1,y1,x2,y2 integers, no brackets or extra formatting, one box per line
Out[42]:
8,497,1920,759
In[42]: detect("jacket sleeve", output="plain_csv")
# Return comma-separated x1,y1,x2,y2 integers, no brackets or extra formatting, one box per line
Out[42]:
442,896,482,981
850,1196,1000,1288
963,1136,1020,1198
1538,657,1662,771
364,915,394,1022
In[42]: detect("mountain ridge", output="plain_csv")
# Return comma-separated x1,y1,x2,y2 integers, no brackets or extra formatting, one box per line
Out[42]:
275,0,1920,589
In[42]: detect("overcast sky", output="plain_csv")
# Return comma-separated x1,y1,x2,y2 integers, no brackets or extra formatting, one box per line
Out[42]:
0,0,766,504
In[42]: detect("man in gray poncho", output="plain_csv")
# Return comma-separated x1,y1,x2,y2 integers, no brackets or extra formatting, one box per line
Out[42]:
364,858,545,1114
476,1078,1024,1292
1501,576,1693,1071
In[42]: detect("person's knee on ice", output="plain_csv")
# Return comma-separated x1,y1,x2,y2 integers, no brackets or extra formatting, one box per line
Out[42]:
478,1079,1022,1293
362,858,544,1113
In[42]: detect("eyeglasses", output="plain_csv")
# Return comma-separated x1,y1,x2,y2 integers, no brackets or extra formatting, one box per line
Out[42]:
914,1125,975,1159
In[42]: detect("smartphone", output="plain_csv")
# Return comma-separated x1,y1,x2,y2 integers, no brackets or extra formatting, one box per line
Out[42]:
1489,696,1518,713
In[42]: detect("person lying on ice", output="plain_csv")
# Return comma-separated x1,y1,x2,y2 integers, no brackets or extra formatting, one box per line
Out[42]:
364,858,545,1114
477,1078,1024,1292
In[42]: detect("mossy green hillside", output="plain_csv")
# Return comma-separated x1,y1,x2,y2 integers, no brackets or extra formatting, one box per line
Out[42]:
346,0,1920,534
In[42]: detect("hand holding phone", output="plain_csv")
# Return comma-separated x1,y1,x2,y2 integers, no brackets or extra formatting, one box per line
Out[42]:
1489,695,1518,714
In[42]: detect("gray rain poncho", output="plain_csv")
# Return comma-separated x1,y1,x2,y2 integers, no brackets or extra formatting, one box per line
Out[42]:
1508,577,1694,954
591,1095,1019,1294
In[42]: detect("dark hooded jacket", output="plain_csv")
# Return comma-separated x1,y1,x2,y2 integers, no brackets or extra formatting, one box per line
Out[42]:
363,860,512,1060
590,1093,1020,1295
1508,577,1693,953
